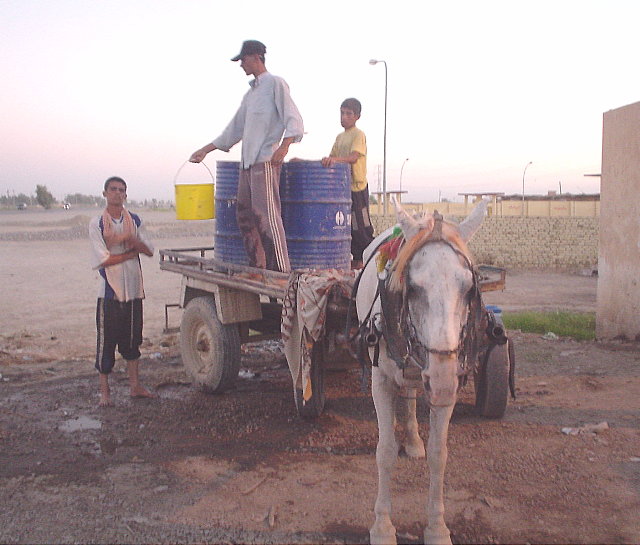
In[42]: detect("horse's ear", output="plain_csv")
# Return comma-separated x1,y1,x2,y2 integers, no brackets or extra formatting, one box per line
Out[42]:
394,198,421,240
458,198,489,242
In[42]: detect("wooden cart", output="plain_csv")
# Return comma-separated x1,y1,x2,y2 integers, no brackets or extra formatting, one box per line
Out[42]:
159,247,512,419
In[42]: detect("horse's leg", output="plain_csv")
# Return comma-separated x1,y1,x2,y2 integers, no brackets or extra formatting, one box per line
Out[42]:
401,389,425,458
370,368,399,545
423,404,455,545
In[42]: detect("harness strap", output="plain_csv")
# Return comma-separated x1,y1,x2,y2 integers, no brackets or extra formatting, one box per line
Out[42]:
349,219,495,390
379,272,412,369
345,234,396,388
345,236,388,343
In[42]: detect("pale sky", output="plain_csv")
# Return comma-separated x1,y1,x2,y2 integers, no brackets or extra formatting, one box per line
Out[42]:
1,0,638,203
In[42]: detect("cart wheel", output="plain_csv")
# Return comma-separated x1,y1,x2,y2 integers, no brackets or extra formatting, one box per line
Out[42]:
180,296,240,393
475,339,511,419
294,339,326,419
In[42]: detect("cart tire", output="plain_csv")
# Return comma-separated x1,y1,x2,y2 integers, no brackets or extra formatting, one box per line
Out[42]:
180,296,240,393
294,340,326,419
475,339,510,419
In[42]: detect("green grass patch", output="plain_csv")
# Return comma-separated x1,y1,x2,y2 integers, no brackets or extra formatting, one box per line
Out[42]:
502,311,596,341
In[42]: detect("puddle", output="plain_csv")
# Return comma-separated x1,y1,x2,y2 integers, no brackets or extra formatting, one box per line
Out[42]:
155,382,191,399
59,415,102,433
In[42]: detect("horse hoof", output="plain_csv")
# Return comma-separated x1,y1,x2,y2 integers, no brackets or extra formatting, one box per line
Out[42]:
424,526,452,545
403,441,426,458
370,530,397,545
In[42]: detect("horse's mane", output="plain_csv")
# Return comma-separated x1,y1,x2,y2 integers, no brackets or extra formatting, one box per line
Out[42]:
388,213,472,293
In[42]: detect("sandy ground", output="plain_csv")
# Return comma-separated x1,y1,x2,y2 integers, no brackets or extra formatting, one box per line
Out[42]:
0,207,214,362
1,207,639,544
0,206,597,362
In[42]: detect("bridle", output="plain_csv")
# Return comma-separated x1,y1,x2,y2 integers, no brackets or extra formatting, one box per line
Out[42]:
376,213,484,373
350,211,513,397
380,246,482,372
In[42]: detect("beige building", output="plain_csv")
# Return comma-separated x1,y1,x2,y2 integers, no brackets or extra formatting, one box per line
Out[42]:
597,100,640,340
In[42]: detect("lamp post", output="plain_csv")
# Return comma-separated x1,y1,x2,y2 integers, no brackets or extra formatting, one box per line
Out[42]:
521,161,532,216
369,59,388,215
399,157,409,193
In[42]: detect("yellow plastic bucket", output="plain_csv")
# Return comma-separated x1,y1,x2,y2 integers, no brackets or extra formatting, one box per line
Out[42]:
174,161,215,220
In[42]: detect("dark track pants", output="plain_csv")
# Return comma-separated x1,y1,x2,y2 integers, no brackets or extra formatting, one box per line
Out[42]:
236,161,291,272
95,298,143,374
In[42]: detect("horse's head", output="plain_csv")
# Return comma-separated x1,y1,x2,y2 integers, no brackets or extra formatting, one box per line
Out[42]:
389,199,487,406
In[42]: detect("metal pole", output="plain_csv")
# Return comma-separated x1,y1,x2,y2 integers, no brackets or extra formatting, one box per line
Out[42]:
522,161,532,216
399,158,409,193
370,59,388,215
382,61,388,215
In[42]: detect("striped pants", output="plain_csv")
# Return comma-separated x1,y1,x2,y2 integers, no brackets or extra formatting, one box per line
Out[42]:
237,161,290,272
95,298,143,374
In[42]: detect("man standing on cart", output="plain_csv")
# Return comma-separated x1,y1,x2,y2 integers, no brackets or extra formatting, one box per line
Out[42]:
190,39,304,274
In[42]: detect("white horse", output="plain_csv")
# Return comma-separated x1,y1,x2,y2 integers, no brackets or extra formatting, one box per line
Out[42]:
356,200,488,545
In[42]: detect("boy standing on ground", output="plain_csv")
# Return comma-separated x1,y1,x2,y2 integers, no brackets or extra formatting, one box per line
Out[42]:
321,98,374,268
89,176,156,406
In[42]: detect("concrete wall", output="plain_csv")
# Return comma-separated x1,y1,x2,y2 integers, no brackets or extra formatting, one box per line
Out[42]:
371,215,598,270
382,199,600,218
495,199,600,217
469,216,598,269
596,101,640,340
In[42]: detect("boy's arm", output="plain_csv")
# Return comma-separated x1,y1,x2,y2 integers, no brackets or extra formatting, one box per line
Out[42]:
322,129,366,167
100,250,141,268
128,237,153,257
321,151,362,167
99,239,152,268
131,218,154,257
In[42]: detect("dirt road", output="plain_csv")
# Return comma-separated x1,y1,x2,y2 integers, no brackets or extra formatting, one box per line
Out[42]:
1,208,639,544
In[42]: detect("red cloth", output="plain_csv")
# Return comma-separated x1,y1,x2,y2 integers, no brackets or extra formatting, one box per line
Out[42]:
378,235,404,263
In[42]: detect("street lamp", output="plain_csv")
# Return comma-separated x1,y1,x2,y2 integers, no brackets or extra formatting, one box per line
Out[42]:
369,58,388,215
522,161,532,216
399,157,409,193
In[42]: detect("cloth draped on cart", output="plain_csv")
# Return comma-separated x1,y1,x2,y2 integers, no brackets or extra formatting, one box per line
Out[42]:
281,269,355,402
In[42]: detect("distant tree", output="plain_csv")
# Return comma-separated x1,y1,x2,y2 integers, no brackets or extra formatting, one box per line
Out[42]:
64,193,104,206
35,185,56,209
369,194,378,204
16,192,33,205
1,192,33,207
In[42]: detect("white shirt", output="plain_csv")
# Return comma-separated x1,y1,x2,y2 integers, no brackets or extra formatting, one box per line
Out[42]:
212,72,304,168
89,212,154,302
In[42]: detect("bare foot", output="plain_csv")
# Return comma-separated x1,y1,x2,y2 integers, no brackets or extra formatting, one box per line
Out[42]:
99,375,113,407
99,394,114,407
130,385,158,399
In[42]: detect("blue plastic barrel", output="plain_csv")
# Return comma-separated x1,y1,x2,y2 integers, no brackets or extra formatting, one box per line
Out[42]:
280,161,351,270
214,161,248,265
214,160,352,270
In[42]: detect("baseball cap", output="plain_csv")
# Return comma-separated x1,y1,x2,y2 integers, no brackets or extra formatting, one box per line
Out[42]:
231,40,267,62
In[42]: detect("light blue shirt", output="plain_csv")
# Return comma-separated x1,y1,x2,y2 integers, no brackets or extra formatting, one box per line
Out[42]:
212,72,304,168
